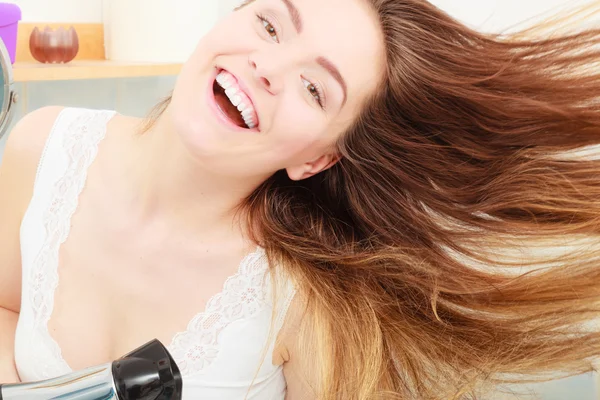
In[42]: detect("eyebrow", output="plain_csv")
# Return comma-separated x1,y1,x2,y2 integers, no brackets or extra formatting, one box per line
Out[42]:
280,0,349,108
317,56,348,107
281,0,303,33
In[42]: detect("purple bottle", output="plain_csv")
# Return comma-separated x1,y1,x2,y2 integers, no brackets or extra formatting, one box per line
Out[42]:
0,3,22,64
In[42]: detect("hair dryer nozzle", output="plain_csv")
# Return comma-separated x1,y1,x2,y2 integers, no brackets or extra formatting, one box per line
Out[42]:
112,339,182,400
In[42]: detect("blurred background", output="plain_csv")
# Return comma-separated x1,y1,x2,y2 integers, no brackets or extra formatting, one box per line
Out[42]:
0,1,598,398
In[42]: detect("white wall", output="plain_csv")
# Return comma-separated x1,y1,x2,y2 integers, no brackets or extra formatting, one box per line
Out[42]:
429,0,592,33
2,0,102,23
219,0,243,17
3,0,241,23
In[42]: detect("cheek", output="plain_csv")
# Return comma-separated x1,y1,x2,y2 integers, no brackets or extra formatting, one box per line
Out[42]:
266,114,332,165
267,95,333,159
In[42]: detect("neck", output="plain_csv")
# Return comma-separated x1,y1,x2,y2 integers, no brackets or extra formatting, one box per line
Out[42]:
118,111,266,235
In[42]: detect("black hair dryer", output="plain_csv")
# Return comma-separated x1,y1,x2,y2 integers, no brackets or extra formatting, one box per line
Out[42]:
0,339,182,400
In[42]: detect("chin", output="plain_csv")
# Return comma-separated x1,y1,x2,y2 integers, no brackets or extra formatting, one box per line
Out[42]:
170,111,220,158
168,78,212,147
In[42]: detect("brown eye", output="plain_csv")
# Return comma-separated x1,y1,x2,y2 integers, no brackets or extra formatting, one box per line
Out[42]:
257,14,279,43
302,77,324,108
262,19,279,42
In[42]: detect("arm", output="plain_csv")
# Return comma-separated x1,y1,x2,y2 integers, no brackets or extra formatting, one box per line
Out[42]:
0,106,64,383
283,349,318,400
280,296,320,400
0,309,19,382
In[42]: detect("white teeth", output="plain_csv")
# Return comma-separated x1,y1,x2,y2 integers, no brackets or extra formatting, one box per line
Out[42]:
216,71,259,129
244,118,256,129
225,87,238,97
242,112,255,130
216,73,232,89
230,95,242,107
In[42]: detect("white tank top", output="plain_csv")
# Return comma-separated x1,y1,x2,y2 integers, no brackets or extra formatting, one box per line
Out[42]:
14,107,297,399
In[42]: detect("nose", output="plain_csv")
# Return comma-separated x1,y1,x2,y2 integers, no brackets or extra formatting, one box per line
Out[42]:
248,50,290,95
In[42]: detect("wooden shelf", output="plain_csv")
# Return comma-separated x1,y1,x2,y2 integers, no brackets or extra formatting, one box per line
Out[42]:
13,60,183,82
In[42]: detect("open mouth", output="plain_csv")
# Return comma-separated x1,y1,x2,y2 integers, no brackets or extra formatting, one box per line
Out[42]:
212,69,259,130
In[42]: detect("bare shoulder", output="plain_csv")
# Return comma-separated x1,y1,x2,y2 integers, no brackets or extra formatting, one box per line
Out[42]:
0,106,64,312
0,106,65,216
0,105,65,206
2,106,65,167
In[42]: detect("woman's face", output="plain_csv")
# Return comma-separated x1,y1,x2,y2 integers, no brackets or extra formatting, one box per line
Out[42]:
169,0,385,181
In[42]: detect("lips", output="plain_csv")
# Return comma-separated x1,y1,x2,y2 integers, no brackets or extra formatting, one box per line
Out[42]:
212,68,260,130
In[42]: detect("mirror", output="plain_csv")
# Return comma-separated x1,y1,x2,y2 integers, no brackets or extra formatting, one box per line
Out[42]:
0,37,15,140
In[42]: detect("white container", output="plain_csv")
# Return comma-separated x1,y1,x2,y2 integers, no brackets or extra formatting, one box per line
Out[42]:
102,0,219,63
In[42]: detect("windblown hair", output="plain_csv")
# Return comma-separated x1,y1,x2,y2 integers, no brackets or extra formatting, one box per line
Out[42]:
148,1,600,398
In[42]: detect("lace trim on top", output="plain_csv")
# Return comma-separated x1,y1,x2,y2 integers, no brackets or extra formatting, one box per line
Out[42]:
27,109,116,377
168,247,270,376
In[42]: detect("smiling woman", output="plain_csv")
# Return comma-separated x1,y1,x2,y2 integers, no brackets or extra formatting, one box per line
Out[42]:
1,0,600,399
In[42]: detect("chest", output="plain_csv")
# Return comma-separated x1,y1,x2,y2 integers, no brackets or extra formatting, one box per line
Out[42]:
37,197,262,371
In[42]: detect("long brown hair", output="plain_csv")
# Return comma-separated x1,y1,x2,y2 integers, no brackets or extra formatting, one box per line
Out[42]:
148,1,600,398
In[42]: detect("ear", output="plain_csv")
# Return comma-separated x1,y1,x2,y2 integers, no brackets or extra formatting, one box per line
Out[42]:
286,153,341,181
